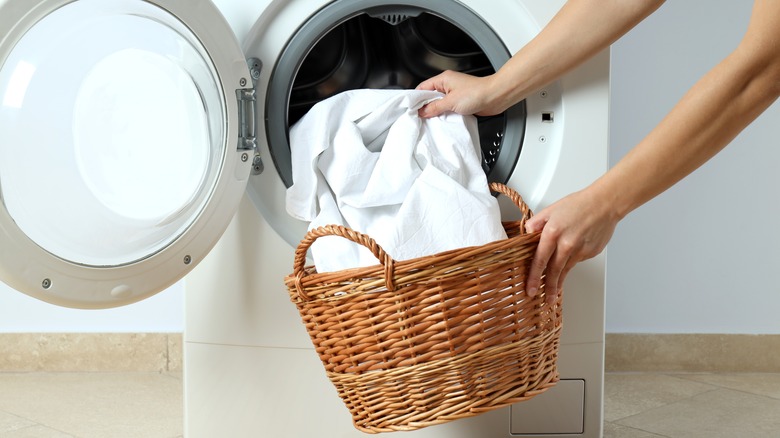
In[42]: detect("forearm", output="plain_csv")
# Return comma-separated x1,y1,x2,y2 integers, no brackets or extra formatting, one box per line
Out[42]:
592,15,780,220
488,0,665,111
524,0,780,300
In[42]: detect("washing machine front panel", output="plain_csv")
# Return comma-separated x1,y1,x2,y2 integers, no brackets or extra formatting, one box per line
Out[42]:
242,0,563,247
188,0,606,436
0,0,253,308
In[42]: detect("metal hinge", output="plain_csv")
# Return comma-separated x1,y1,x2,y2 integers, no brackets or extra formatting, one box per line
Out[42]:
236,87,256,151
237,58,264,175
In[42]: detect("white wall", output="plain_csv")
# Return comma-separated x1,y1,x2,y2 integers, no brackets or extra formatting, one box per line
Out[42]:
607,0,780,333
0,281,183,333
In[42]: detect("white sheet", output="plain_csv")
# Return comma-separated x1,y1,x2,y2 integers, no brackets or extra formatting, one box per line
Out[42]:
286,89,506,272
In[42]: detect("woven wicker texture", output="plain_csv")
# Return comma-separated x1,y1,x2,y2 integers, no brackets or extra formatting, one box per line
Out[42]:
284,183,562,433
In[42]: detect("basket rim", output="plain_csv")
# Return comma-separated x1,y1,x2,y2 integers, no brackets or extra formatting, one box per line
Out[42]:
285,226,541,291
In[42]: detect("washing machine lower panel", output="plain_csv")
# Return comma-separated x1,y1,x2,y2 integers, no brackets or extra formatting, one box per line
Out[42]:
186,343,603,437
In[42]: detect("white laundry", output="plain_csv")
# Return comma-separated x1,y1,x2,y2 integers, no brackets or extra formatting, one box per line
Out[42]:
286,89,507,273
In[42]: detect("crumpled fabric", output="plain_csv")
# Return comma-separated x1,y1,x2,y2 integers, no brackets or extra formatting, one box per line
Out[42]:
286,89,506,272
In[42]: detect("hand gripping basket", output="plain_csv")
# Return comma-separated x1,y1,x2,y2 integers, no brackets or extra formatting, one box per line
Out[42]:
284,183,562,434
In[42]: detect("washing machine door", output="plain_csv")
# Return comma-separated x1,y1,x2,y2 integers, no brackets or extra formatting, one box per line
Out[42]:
0,0,254,308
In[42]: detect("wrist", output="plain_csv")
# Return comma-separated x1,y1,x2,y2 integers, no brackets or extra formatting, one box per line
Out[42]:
585,177,634,223
483,71,518,114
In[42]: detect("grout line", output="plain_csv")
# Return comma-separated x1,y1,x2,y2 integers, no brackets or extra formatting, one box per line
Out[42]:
0,410,67,437
608,372,780,436
605,372,720,424
165,333,171,372
606,421,672,437
668,372,780,402
183,339,313,351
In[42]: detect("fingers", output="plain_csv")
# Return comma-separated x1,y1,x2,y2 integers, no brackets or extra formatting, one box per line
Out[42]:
416,70,453,93
525,215,573,303
523,188,618,304
543,248,570,300
415,76,438,92
416,70,468,118
547,263,573,305
416,75,447,118
525,214,547,297
528,234,573,304
526,225,553,298
529,237,570,299
524,214,546,234
418,99,449,119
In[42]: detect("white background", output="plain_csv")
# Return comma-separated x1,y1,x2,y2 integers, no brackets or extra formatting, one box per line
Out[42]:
0,0,777,334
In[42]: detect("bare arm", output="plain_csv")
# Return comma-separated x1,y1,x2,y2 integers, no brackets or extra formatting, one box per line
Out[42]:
417,0,665,117
526,0,780,301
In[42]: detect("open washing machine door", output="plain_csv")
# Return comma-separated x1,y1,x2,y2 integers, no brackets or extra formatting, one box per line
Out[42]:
0,0,254,308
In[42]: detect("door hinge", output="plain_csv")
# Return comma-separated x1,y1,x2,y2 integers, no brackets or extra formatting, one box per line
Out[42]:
236,87,257,151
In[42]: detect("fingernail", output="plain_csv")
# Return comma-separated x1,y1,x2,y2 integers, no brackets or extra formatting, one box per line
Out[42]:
528,287,537,297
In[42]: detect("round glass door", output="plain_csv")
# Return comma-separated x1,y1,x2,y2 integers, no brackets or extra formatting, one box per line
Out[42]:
0,0,252,308
1,0,223,266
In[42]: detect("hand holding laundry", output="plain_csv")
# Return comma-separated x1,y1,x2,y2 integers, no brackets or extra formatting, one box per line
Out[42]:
286,89,507,272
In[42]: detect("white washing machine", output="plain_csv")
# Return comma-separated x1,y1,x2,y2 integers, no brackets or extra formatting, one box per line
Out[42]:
0,0,607,436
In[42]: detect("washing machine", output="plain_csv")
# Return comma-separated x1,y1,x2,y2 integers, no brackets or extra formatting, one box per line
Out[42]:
0,0,607,436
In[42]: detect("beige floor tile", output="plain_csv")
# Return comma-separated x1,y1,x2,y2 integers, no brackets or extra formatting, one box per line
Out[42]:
604,422,667,437
603,373,716,422
0,372,182,438
0,410,38,434
616,388,780,438
673,372,780,400
0,425,75,438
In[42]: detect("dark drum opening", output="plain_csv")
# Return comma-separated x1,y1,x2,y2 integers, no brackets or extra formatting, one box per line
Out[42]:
265,2,526,188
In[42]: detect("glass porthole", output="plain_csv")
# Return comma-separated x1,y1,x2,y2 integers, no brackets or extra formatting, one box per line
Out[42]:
0,0,225,267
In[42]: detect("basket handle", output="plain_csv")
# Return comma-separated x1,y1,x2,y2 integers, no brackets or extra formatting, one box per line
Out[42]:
293,183,530,301
489,182,533,231
292,225,396,301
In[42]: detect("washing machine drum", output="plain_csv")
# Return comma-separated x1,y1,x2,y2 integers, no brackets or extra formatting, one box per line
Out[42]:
0,0,526,309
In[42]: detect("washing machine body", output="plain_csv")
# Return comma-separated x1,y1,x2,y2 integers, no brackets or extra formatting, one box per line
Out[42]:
188,0,607,437
0,0,607,436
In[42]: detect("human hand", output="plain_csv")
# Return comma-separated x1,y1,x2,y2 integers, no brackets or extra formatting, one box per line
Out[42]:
524,188,619,303
416,70,506,118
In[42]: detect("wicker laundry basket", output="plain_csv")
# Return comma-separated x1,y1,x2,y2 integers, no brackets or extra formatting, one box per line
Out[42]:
284,182,562,434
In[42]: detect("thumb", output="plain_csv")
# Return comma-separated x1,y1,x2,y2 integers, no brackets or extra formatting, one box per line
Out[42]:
418,98,450,119
525,214,548,234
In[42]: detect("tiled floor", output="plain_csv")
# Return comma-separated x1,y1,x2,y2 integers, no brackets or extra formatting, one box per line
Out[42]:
604,372,780,437
0,372,182,438
1,372,780,437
